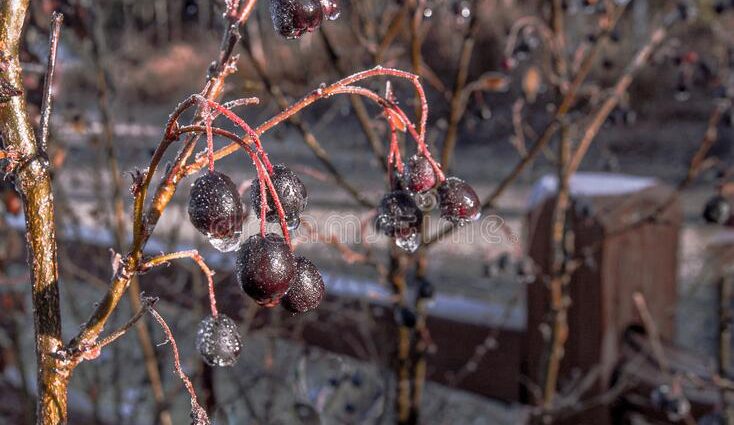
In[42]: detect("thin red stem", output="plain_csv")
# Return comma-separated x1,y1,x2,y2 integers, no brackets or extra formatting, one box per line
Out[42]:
177,125,293,247
332,86,444,182
387,115,405,177
189,67,428,175
141,250,219,317
203,103,215,173
197,96,274,174
148,308,209,423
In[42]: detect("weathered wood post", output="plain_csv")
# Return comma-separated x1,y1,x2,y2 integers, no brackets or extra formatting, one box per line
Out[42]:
524,172,681,423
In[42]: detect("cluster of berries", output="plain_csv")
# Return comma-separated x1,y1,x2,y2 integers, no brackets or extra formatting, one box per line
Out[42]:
376,153,480,253
188,163,325,366
269,0,341,39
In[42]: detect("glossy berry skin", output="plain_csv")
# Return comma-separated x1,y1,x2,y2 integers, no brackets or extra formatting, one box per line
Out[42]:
404,154,437,193
195,314,242,367
282,256,325,313
437,177,480,224
188,171,246,239
375,191,423,238
237,233,296,306
270,0,324,39
251,164,307,229
703,195,731,224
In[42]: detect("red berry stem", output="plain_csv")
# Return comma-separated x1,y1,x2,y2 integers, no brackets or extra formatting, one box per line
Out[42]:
255,158,269,238
141,250,219,318
188,67,430,178
386,113,404,182
203,103,293,247
148,307,209,424
203,102,216,173
176,124,293,248
332,85,445,182
197,96,275,175
258,165,293,248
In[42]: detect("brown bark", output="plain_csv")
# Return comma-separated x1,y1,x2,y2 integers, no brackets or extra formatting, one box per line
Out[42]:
0,1,68,423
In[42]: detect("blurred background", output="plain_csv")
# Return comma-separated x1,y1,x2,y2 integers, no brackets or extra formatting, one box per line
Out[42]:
2,0,734,424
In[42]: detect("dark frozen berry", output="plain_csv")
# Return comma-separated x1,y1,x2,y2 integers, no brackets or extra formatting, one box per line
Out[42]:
417,278,435,299
650,384,691,421
516,257,536,283
188,171,246,251
496,252,512,272
270,0,324,39
376,190,423,252
282,256,326,313
437,177,481,224
404,154,437,193
251,164,307,230
703,195,731,224
195,314,242,367
398,307,417,328
237,233,296,306
351,371,364,387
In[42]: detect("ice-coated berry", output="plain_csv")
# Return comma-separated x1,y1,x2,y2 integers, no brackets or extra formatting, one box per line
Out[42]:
237,233,296,306
188,171,246,238
195,314,242,367
251,164,307,230
376,190,423,252
437,177,481,224
282,256,325,313
703,195,731,224
270,0,324,39
404,154,437,193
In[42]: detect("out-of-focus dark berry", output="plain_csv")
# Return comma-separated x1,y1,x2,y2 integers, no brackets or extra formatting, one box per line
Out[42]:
282,256,325,313
237,233,296,306
196,314,242,367
417,278,435,299
351,371,364,387
650,384,691,421
251,164,307,230
703,195,731,224
398,307,417,328
437,177,481,224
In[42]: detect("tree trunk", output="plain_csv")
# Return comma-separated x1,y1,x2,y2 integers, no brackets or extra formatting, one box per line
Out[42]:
0,1,68,423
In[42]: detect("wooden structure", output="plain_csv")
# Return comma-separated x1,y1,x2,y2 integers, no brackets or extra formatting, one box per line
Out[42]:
524,173,682,424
